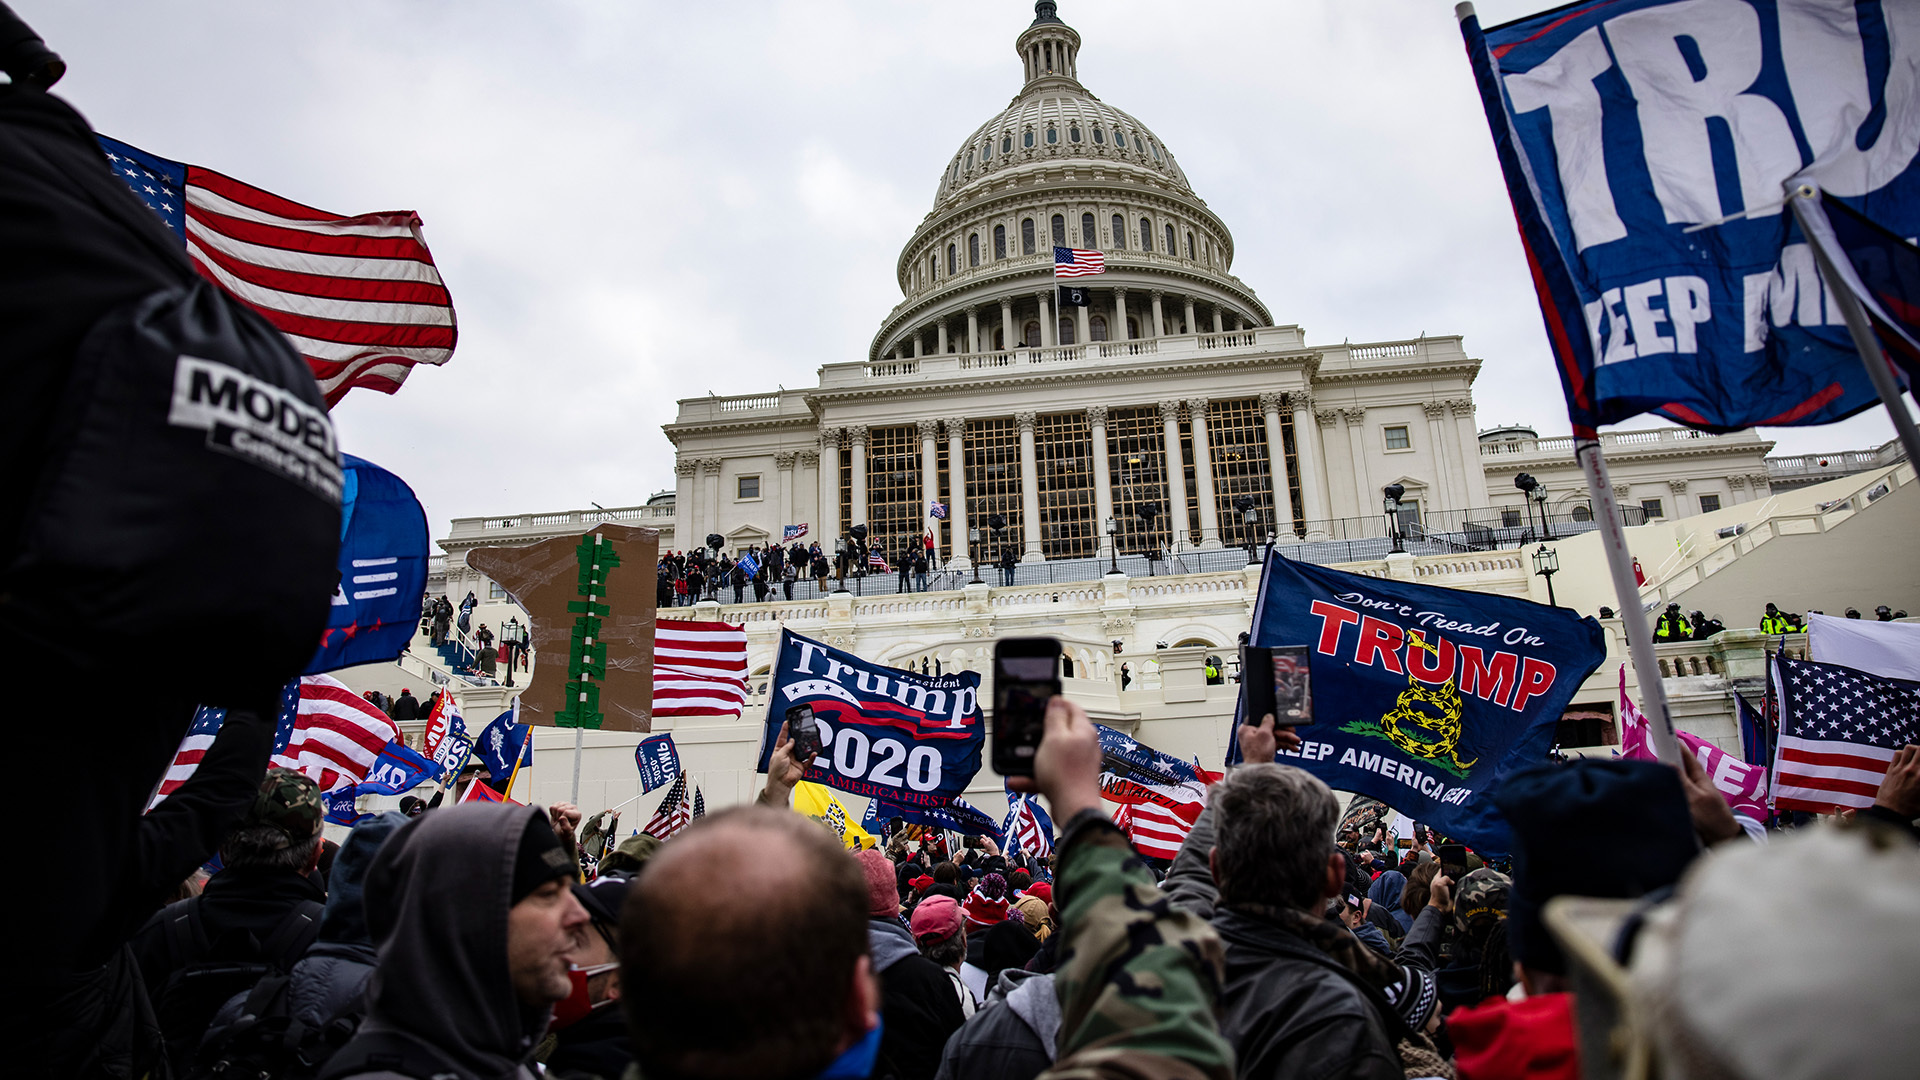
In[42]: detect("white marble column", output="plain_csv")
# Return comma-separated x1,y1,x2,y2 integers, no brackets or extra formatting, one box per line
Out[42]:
1182,297,1197,336
1291,395,1331,539
700,458,723,545
1160,400,1189,551
817,428,841,539
966,306,979,354
1074,302,1090,347
1188,398,1222,548
674,460,698,552
1259,393,1298,537
936,321,948,355
1342,408,1372,518
913,332,924,358
1114,288,1130,341
799,449,820,536
918,418,940,554
945,417,971,569
847,425,869,532
1000,299,1015,353
775,452,797,533
1448,399,1485,507
1149,291,1164,339
1016,411,1044,561
1038,291,1056,348
1211,307,1224,334
1089,405,1114,560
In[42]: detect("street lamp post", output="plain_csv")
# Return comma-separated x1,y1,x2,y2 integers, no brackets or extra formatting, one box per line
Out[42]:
1104,516,1120,575
1382,484,1406,555
968,526,984,585
987,513,1008,586
1533,545,1561,607
1136,503,1160,576
1513,473,1542,544
1234,495,1258,565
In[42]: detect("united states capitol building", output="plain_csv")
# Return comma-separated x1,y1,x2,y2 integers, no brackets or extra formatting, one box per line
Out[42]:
356,3,1915,819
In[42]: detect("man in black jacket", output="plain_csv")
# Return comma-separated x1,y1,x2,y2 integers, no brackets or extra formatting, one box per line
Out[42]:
390,688,421,724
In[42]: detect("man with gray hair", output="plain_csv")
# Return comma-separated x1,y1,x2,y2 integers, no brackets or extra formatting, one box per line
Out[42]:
1165,716,1428,1080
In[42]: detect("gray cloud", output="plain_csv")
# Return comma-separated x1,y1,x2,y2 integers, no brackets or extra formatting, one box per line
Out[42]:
23,0,1903,540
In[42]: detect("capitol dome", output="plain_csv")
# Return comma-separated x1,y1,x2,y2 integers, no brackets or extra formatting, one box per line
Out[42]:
871,1,1269,363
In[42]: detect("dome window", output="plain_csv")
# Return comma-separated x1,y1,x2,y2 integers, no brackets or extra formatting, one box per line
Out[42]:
1139,217,1153,252
1186,232,1195,260
1081,212,1095,247
1165,224,1176,253
1115,130,1128,148
1092,127,1105,145
1003,134,1014,154
1021,217,1036,255
1023,130,1035,149
1069,125,1082,143
983,140,992,162
947,243,957,275
1051,214,1066,248
1091,315,1108,341
968,233,980,267
1149,140,1162,162
1058,317,1075,345
1046,126,1058,144
994,224,1007,260
1112,213,1125,250
965,150,974,170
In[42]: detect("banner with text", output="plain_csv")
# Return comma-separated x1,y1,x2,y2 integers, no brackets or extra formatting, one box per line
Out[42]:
1232,554,1607,853
1618,666,1767,821
756,629,983,809
1461,1,1920,433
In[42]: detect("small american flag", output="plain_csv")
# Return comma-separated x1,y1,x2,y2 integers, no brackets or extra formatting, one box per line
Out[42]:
1772,654,1920,814
653,620,750,720
1003,794,1055,859
692,786,707,820
273,674,406,792
1121,797,1202,860
1053,245,1106,278
928,502,948,521
643,771,694,839
98,136,456,408
867,552,891,573
783,523,809,541
153,706,232,805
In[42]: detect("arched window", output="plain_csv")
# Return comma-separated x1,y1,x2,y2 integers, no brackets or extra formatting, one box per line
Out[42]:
994,224,1007,259
968,233,979,267
1051,215,1066,247
1126,317,1140,338
1069,124,1082,143
1092,127,1105,145
1090,315,1108,341
1140,217,1153,251
965,150,974,171
1186,232,1195,259
930,253,938,279
1046,126,1058,144
1081,212,1095,247
1115,129,1128,148
1023,130,1034,148
1112,213,1125,249
1021,218,1036,255
1002,134,1012,154
993,327,1005,350
1572,504,1593,522
947,243,957,275
1058,317,1076,345
1165,224,1176,253
1024,320,1041,348
1149,140,1162,162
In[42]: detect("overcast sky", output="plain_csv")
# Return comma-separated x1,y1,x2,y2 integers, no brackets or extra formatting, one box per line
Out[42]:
27,0,1904,542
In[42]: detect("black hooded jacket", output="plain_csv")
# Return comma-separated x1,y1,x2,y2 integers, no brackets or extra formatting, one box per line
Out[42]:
323,804,553,1080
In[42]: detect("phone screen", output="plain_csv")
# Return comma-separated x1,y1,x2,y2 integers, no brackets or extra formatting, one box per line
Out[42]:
1268,646,1312,725
993,641,1060,776
1439,843,1468,881
786,703,823,764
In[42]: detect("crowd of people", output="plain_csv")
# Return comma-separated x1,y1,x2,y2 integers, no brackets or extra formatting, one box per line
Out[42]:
34,693,1917,1080
655,537,946,608
1639,599,1909,643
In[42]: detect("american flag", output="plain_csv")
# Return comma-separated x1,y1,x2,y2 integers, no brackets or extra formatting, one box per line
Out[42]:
1003,794,1055,859
1114,790,1203,860
653,619,750,720
1053,245,1106,278
643,771,694,839
928,502,949,521
783,524,809,542
867,552,891,573
97,136,456,408
273,674,406,792
153,706,235,804
692,786,707,820
460,778,510,804
1772,655,1920,814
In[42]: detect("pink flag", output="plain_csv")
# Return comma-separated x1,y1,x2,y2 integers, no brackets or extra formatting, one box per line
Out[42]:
1617,667,1768,821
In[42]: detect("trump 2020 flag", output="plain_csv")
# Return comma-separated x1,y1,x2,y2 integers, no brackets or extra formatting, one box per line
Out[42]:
1234,554,1606,853
357,740,437,796
306,455,430,675
634,734,683,794
756,628,983,809
1459,1,1920,433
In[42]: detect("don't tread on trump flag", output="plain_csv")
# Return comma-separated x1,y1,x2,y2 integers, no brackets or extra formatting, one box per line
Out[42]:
1232,554,1607,853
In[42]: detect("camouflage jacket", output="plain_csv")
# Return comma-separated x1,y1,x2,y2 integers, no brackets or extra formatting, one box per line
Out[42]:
1040,810,1234,1080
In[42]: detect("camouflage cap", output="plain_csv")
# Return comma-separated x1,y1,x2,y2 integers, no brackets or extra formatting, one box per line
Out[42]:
247,767,324,848
1454,867,1512,933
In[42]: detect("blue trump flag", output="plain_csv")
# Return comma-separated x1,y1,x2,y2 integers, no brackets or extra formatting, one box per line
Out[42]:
359,740,437,795
634,734,683,794
862,794,1002,841
324,787,368,827
756,628,983,809
306,455,431,675
1232,555,1606,853
478,707,533,787
1460,2,1920,433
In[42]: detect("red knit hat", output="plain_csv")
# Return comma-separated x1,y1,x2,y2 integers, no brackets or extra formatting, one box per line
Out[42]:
909,875,935,891
1025,882,1053,905
962,886,1009,929
1448,992,1579,1080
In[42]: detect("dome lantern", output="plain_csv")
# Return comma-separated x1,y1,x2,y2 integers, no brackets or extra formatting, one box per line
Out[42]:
1016,1,1081,92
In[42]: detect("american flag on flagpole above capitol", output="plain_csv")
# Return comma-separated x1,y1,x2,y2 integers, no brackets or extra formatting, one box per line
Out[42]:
652,620,750,721
96,136,456,408
1053,246,1105,278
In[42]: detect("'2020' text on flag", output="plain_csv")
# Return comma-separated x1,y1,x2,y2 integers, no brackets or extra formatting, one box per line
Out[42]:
1459,2,1920,433
97,136,456,408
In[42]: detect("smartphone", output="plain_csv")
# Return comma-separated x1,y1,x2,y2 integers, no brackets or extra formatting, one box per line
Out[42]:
786,703,825,765
1438,843,1468,881
993,637,1062,776
1241,644,1314,727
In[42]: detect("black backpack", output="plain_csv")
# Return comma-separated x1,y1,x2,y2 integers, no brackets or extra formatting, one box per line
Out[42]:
152,898,325,1074
183,969,365,1080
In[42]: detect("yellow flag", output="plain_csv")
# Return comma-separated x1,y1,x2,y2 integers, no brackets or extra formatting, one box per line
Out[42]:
792,781,876,850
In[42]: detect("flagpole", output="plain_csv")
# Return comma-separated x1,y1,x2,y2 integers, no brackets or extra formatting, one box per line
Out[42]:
570,726,584,807
1789,186,1920,467
1577,438,1682,765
